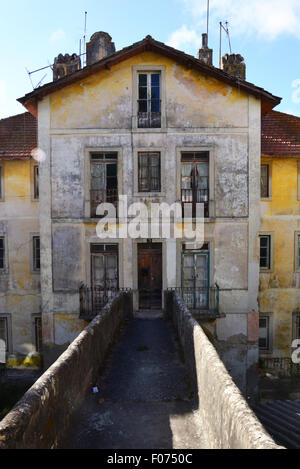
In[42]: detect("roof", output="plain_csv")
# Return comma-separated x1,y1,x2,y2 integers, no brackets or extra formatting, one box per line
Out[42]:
262,110,300,156
18,35,281,116
0,112,37,160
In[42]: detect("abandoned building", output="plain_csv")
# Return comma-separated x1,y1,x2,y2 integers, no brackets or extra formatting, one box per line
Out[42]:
0,32,284,395
259,110,300,362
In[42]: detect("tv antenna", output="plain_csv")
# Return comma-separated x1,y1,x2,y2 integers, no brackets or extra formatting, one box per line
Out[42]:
207,0,210,37
219,21,232,68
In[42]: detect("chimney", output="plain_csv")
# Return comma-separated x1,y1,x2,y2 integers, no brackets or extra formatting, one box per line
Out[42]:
53,53,81,81
221,53,246,80
198,33,213,66
86,32,116,66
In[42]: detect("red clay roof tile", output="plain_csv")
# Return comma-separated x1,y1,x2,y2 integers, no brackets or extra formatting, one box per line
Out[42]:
0,112,37,159
262,110,300,155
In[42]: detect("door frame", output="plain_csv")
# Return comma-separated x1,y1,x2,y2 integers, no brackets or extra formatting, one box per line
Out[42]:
137,242,163,310
181,248,210,309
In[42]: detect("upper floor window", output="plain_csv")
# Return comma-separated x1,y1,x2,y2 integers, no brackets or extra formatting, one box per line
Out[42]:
138,152,161,192
33,166,39,200
259,235,271,270
261,164,270,198
0,237,5,270
138,73,161,128
0,166,3,200
293,313,300,340
181,152,209,218
259,315,270,351
90,153,118,218
32,236,40,271
0,316,8,353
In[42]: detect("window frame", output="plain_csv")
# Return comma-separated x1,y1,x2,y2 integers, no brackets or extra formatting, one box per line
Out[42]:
132,65,166,131
293,312,300,341
259,313,273,353
0,314,12,354
0,165,4,202
31,163,39,201
0,235,8,273
261,162,272,200
32,235,40,272
90,152,118,218
295,232,300,273
32,314,42,353
138,152,161,193
259,233,274,272
181,152,210,218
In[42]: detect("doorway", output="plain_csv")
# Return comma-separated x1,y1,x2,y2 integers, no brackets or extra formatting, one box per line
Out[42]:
138,243,162,310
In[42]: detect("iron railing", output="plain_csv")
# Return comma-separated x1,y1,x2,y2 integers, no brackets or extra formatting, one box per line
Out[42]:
90,189,118,218
138,100,161,128
181,188,209,218
168,285,220,316
259,357,300,377
79,284,120,320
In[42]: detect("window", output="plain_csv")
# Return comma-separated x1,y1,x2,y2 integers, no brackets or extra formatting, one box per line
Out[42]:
34,316,42,352
181,152,209,218
0,237,5,270
91,244,118,290
34,166,39,200
259,315,270,351
293,313,300,340
261,164,270,198
0,317,8,352
33,236,40,271
138,73,161,128
138,152,161,192
259,235,271,270
0,166,3,200
90,153,118,217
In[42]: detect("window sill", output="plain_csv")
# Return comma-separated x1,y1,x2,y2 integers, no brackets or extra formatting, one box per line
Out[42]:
261,198,272,201
134,192,165,197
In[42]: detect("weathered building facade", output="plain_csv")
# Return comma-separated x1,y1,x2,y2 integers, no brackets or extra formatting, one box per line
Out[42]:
0,112,41,366
259,111,300,360
1,32,280,394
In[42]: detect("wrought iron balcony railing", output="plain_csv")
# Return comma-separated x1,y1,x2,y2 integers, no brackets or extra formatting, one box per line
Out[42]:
79,284,119,321
168,285,220,317
90,189,118,218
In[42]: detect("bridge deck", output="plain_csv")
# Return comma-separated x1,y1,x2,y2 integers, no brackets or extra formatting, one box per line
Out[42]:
63,314,206,449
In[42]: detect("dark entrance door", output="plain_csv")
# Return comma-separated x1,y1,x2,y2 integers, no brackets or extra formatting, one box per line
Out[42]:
138,243,162,310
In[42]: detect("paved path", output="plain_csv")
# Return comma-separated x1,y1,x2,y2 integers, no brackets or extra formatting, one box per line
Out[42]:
64,314,206,449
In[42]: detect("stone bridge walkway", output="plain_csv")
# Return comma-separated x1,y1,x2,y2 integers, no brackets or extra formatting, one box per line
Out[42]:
63,313,206,449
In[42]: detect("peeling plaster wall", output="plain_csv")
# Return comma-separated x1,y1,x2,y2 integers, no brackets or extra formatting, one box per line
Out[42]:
0,160,40,357
260,157,300,357
37,51,260,381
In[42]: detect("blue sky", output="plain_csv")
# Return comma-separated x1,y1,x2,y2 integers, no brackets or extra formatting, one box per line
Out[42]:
1,0,300,118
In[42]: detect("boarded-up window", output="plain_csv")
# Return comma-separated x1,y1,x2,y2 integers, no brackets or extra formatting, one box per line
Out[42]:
33,236,40,271
138,152,161,192
260,235,271,269
261,164,269,198
259,316,270,350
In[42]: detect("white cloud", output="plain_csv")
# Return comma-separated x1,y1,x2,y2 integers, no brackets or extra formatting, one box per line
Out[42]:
181,0,300,40
292,79,300,104
167,25,202,50
50,28,66,42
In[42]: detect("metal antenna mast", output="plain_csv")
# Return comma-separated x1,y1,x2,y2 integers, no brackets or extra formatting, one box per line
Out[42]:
207,0,210,37
219,21,232,68
83,11,87,66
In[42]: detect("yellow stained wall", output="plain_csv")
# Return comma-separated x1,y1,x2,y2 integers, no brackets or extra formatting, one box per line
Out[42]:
0,159,40,360
260,156,300,357
50,51,249,130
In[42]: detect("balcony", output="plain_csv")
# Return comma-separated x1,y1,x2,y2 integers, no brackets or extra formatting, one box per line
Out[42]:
181,188,209,218
168,285,220,320
137,99,161,128
90,189,118,218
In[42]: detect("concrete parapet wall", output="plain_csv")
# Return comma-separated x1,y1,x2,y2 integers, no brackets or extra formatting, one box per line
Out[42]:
166,292,282,449
0,291,132,449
